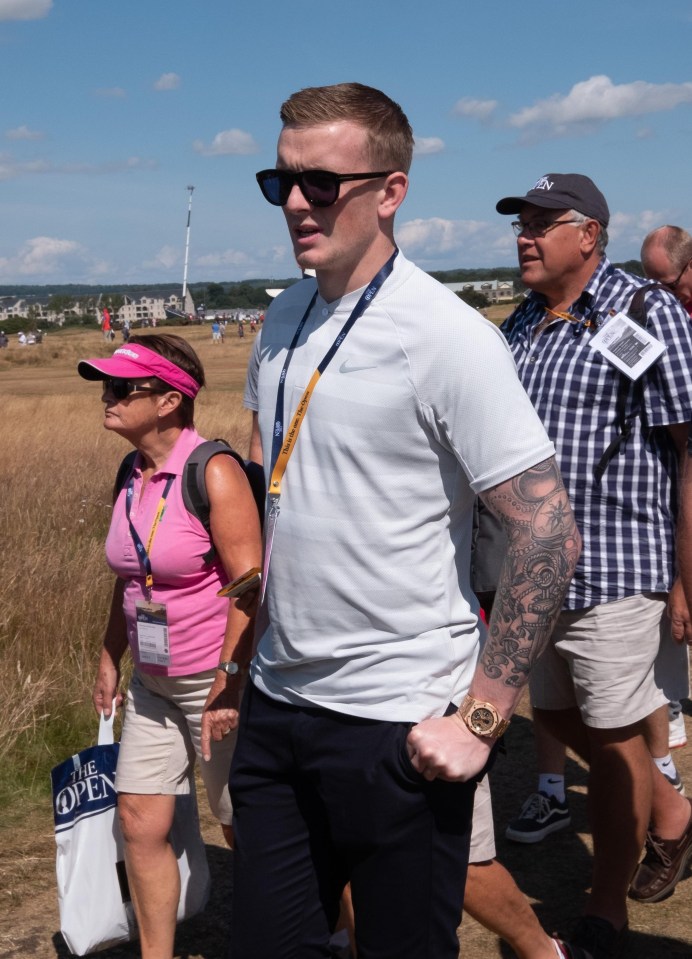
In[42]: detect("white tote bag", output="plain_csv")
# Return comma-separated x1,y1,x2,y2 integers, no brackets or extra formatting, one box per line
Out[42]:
52,710,211,956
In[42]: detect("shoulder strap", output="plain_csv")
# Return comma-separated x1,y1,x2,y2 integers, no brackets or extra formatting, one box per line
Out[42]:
113,450,138,502
183,439,266,564
593,282,663,484
183,440,244,564
628,282,663,328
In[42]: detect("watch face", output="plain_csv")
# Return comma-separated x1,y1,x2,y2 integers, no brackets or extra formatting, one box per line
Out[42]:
471,707,495,733
219,662,239,675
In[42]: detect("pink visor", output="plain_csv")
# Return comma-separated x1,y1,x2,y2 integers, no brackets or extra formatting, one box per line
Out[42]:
78,344,201,398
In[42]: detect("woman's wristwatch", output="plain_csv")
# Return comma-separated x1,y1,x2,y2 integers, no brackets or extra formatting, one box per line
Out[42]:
217,661,241,677
457,695,510,739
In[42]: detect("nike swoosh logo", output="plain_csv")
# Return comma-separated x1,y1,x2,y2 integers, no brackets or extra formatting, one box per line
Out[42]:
339,360,378,374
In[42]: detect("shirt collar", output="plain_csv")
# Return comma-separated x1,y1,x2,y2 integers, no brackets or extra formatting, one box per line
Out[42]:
132,427,200,478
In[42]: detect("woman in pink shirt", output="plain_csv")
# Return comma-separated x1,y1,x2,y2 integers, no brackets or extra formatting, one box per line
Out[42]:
78,334,261,959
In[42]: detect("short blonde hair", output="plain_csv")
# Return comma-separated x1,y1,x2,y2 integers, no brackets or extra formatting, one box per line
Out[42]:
280,82,414,174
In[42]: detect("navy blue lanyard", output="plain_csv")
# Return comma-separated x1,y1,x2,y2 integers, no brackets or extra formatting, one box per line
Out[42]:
269,249,398,473
125,473,175,592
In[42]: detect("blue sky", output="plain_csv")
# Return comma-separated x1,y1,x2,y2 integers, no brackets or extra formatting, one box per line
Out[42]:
2,0,692,285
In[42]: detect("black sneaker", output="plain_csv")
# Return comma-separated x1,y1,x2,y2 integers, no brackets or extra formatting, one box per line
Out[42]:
505,790,571,843
569,916,627,959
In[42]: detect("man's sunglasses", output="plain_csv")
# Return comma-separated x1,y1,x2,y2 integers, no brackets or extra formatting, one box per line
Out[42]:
255,168,393,208
103,378,165,401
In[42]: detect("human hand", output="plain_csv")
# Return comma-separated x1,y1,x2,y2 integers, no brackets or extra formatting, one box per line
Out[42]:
233,587,259,616
201,672,242,762
406,713,493,782
668,577,692,645
92,651,122,717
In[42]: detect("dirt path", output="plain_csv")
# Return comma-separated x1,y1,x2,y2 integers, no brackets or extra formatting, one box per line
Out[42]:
2,699,692,958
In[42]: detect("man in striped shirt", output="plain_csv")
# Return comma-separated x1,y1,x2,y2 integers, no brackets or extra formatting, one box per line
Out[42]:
496,174,692,959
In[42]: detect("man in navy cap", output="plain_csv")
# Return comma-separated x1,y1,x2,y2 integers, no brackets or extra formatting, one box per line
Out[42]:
495,174,692,958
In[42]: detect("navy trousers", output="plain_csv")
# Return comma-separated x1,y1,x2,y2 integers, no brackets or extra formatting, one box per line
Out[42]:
229,683,476,959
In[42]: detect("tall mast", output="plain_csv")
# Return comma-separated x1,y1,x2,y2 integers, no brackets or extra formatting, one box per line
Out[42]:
181,185,195,303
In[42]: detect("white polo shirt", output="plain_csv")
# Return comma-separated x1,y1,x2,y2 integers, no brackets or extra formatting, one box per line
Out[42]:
249,252,554,722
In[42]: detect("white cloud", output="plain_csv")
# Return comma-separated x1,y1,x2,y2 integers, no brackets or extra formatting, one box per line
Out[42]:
608,209,670,247
192,129,259,156
144,245,180,271
0,0,51,20
196,244,291,278
0,155,157,180
6,125,43,141
0,156,49,179
397,217,514,265
270,245,289,263
510,75,692,138
196,249,251,269
0,236,83,279
452,97,498,121
154,73,181,91
94,87,126,99
413,136,445,156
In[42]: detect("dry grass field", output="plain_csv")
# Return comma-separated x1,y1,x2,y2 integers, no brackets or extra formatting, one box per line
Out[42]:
0,322,691,958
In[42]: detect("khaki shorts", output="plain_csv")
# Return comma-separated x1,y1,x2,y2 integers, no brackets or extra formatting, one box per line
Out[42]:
468,775,496,864
530,593,669,729
115,669,237,825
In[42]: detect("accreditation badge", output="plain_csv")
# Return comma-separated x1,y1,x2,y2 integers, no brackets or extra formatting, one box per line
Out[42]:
259,494,280,605
135,600,170,667
588,311,666,381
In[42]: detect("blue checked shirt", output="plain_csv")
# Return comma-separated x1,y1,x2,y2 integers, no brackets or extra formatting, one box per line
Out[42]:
502,256,692,610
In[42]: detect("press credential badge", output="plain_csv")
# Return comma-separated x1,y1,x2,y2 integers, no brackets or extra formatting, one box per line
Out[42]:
135,600,170,666
588,311,666,381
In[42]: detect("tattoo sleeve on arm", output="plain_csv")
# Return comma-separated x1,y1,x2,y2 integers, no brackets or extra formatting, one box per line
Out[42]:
478,457,581,690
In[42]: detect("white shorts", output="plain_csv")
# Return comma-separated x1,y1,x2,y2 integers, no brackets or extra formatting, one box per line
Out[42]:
530,593,669,729
115,668,236,825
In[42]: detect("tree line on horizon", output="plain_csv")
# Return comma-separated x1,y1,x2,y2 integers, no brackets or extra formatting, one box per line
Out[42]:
0,260,644,301
0,260,645,326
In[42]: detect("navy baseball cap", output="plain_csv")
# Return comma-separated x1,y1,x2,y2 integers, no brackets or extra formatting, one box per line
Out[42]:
496,173,610,227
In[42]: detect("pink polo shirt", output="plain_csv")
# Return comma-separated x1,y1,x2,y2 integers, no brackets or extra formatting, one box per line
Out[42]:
105,428,229,676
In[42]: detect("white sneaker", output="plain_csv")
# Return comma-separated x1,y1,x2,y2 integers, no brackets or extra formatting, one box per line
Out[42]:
669,711,687,750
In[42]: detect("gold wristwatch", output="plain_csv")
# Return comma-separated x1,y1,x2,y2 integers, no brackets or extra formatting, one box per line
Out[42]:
458,695,510,739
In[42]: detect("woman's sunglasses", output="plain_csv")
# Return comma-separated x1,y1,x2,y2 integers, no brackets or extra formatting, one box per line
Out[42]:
255,168,393,208
103,378,165,401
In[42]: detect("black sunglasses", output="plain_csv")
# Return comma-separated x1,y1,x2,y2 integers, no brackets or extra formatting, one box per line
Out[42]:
663,258,691,293
255,168,393,208
103,378,165,401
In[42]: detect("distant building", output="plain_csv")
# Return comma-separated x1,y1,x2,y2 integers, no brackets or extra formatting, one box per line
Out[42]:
117,292,177,325
443,279,515,303
0,289,180,326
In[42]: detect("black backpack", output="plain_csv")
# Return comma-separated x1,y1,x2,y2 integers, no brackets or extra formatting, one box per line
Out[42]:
114,439,265,564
